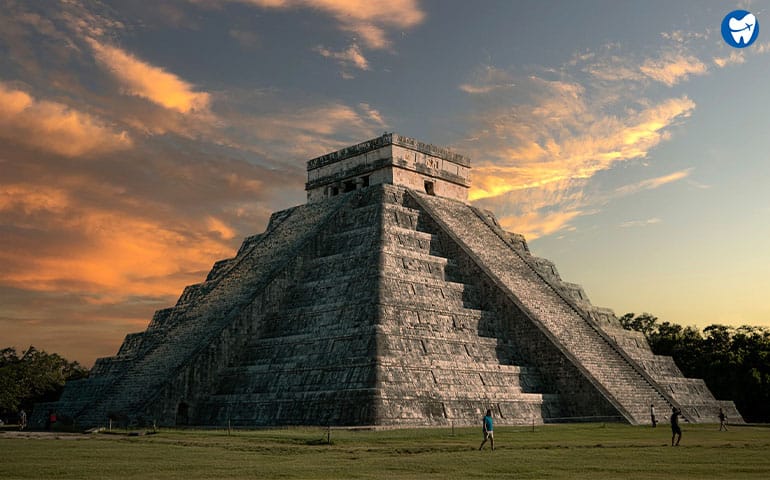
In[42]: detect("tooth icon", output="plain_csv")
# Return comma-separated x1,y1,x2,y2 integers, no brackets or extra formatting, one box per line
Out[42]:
729,13,756,45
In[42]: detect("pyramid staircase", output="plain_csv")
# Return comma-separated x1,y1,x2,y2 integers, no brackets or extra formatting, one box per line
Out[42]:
372,187,558,425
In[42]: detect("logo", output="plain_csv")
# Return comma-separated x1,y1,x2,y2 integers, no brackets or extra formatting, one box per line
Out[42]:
721,10,759,48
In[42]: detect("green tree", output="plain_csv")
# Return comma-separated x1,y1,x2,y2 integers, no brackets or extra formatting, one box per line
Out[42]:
619,312,658,336
0,346,87,421
621,314,770,422
0,348,24,417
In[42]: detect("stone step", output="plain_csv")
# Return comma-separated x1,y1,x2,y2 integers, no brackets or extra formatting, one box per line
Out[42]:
256,299,375,325
381,250,461,282
282,274,378,307
382,225,443,256
301,249,380,279
216,364,377,395
379,270,476,293
381,203,426,231
380,288,480,311
329,202,380,231
240,328,513,363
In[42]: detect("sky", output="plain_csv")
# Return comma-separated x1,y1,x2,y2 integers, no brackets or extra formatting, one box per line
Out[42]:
1,0,769,367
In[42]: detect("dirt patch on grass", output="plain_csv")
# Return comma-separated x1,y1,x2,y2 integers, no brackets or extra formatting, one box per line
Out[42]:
0,431,92,440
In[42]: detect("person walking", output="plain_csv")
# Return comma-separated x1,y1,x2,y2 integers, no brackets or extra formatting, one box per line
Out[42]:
718,408,728,431
479,409,495,451
670,407,682,446
18,409,27,430
650,404,657,427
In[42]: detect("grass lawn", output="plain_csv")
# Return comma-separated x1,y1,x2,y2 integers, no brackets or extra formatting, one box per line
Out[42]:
2,423,769,479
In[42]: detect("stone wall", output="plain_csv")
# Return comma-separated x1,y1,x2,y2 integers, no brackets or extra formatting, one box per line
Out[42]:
306,133,470,203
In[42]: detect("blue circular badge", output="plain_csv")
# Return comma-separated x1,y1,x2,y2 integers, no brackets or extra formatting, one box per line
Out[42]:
721,10,759,48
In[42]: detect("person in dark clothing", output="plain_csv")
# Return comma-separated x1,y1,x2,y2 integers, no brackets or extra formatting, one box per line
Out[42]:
18,409,27,430
718,408,728,431
670,407,682,446
650,404,657,427
479,409,494,451
46,410,57,431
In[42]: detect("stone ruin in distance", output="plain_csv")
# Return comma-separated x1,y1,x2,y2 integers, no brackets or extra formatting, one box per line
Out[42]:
45,133,742,428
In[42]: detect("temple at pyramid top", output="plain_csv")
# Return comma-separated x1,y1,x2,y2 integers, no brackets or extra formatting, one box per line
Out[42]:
306,133,471,203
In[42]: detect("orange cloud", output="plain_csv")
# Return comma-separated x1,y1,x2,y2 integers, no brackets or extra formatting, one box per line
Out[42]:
0,138,286,366
460,61,699,239
0,183,232,298
206,216,237,240
88,38,211,114
498,209,583,240
471,175,589,240
0,82,132,157
239,0,425,49
0,184,70,215
0,200,235,303
579,45,710,87
467,92,695,202
639,52,707,86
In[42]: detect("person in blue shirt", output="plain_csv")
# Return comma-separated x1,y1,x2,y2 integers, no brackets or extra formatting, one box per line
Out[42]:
479,409,495,450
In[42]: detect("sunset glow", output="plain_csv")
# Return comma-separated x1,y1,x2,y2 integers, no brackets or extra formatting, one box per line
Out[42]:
2,1,770,366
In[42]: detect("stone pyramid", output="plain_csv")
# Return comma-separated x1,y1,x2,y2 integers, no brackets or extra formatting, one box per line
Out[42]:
43,134,741,428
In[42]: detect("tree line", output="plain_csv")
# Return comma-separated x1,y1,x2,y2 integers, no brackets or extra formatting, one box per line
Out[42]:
0,346,87,424
620,313,770,423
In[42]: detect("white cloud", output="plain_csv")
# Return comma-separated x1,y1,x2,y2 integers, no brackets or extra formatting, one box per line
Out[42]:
229,28,261,48
660,30,707,44
315,43,370,72
614,170,692,197
620,218,662,228
459,66,516,94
